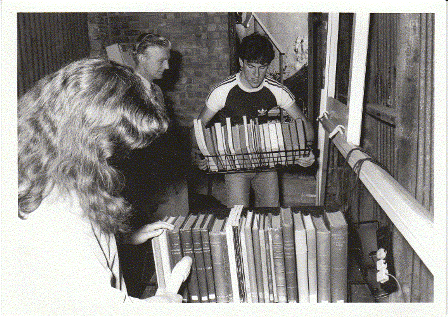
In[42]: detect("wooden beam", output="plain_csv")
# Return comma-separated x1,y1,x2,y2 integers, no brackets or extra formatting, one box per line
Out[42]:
316,13,339,205
346,13,370,146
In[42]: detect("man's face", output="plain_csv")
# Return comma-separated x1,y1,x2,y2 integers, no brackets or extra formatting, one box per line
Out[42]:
140,46,170,80
239,59,270,89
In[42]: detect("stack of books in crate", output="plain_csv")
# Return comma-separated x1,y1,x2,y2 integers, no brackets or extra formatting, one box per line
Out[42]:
152,206,348,303
193,117,312,173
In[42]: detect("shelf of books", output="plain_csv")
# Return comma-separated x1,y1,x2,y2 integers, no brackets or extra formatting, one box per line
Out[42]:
152,206,348,303
193,117,313,173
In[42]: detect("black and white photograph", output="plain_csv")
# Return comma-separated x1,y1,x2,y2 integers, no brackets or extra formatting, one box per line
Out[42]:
1,1,446,316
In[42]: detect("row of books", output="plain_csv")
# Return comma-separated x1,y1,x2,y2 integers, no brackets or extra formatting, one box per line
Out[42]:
152,206,348,303
193,117,312,173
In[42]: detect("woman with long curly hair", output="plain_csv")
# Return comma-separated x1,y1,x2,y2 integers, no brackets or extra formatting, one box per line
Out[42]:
9,58,191,314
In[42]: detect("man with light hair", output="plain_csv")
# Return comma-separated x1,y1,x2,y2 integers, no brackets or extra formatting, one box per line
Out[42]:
134,33,171,108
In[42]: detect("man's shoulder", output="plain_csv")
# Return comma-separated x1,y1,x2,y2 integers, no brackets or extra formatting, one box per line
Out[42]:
264,76,295,100
264,76,289,91
209,74,238,93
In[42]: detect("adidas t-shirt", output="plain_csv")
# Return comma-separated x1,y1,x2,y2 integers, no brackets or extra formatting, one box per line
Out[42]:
205,72,295,125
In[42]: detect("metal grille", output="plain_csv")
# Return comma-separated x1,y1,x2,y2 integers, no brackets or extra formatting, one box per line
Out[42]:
17,13,90,96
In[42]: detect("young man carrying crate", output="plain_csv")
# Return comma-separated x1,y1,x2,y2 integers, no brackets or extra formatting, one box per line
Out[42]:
197,33,315,208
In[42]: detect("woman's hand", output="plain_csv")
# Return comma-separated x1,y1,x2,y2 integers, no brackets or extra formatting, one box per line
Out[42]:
128,221,174,245
145,292,183,303
144,256,192,303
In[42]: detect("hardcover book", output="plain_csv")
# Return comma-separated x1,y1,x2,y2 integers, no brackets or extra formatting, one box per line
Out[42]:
180,214,200,302
302,213,317,303
266,213,278,302
324,210,348,303
201,213,217,302
243,211,258,302
209,217,228,302
292,210,309,303
312,215,331,303
252,212,265,302
280,207,298,302
271,213,287,303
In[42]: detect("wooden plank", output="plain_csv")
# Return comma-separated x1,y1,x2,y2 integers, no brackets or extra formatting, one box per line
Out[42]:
315,13,339,206
346,13,370,146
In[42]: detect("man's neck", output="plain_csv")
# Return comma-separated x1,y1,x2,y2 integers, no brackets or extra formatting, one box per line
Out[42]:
136,67,153,84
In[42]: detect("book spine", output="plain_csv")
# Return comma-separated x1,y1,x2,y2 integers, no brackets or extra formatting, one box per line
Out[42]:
180,228,200,303
259,216,270,303
252,219,264,302
316,223,331,303
234,224,247,302
281,213,298,302
281,122,293,164
221,226,233,302
271,222,287,303
295,119,306,156
244,219,258,302
330,230,348,303
152,235,166,289
293,214,309,303
238,124,249,169
289,120,299,162
275,122,286,165
226,117,240,169
210,125,225,170
210,230,228,302
168,227,183,270
307,231,317,303
268,122,279,166
242,116,254,168
267,218,277,302
201,226,216,302
159,228,172,283
225,209,241,302
192,227,209,302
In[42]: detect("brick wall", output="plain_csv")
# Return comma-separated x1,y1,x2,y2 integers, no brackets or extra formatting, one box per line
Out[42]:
87,12,230,127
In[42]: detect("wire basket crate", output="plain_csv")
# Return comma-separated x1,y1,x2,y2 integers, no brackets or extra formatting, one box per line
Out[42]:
195,147,313,174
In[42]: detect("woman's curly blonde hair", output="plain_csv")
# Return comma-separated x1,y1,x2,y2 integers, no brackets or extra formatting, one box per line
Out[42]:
18,58,169,234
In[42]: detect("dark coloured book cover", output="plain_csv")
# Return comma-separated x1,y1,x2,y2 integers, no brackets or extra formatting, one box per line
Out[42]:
168,216,185,268
167,215,188,299
280,207,298,302
192,214,209,302
324,210,348,303
200,213,217,302
179,214,200,303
